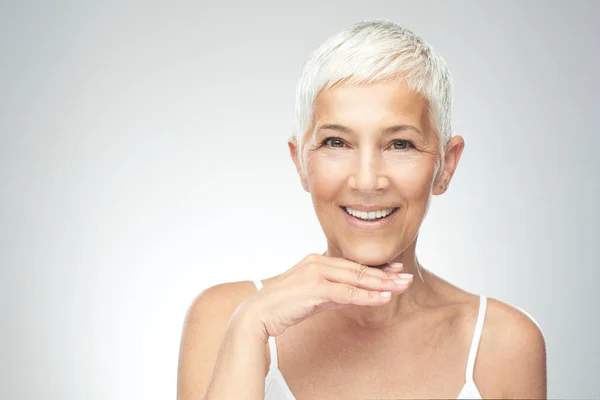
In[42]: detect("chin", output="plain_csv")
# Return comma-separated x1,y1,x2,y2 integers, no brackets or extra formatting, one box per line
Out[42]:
340,241,396,268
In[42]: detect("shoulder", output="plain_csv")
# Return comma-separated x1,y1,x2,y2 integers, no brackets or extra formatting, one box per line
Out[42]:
483,297,546,361
177,280,260,399
181,279,260,337
479,296,547,399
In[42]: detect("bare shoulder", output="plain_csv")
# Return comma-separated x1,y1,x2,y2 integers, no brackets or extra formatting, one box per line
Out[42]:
177,280,261,400
478,296,547,399
184,280,259,324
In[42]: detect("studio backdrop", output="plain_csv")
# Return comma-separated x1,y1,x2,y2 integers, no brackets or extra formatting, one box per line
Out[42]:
0,1,598,399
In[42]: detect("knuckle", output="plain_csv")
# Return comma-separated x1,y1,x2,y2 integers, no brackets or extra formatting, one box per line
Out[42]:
303,262,323,282
381,270,394,280
346,284,360,298
354,265,369,283
305,253,320,262
306,261,320,273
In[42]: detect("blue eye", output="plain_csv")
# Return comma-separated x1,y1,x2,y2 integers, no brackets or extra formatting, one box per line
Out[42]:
318,138,415,150
322,137,345,148
392,140,415,150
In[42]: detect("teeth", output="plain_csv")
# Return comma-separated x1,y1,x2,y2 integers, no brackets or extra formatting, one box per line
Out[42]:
345,207,395,221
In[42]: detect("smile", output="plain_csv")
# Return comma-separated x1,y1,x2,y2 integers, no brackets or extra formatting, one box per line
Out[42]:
340,205,400,232
342,206,399,221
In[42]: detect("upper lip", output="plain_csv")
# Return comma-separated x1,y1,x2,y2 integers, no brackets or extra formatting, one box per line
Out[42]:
342,204,399,212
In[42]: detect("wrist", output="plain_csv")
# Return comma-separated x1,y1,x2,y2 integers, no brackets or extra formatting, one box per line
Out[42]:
228,302,270,344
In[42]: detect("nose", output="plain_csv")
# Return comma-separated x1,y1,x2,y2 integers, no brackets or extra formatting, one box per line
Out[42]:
348,149,389,193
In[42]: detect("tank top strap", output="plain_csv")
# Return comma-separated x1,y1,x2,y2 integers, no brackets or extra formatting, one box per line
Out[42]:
252,279,264,291
267,336,279,369
465,295,487,382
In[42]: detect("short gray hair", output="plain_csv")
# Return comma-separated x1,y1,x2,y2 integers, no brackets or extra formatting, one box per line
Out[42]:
292,20,453,168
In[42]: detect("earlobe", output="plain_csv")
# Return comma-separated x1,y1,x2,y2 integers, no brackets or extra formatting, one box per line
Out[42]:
433,177,449,195
301,180,309,192
432,163,448,195
433,135,464,195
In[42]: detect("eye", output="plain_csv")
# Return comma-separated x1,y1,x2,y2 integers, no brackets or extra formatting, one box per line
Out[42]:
321,137,345,148
391,140,415,150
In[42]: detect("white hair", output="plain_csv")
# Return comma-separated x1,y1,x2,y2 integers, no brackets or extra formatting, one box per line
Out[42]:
292,20,453,171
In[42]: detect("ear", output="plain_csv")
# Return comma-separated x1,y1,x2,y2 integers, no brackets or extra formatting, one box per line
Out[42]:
433,135,465,195
288,138,309,192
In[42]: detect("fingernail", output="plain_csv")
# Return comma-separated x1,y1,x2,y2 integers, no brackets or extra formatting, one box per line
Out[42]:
394,273,413,285
388,262,403,269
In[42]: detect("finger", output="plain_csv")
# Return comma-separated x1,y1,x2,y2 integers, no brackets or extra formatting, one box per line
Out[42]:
320,264,413,294
382,262,404,272
323,281,403,306
315,255,400,280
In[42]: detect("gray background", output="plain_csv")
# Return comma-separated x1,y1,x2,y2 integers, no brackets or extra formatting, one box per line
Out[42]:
1,1,598,399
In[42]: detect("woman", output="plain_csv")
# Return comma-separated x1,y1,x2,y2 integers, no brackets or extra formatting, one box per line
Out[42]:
177,20,547,399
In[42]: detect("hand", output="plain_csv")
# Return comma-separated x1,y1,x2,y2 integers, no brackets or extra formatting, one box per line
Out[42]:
240,253,413,339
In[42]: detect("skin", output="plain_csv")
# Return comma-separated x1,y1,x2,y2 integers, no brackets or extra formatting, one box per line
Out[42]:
288,78,464,329
278,81,546,399
177,78,547,399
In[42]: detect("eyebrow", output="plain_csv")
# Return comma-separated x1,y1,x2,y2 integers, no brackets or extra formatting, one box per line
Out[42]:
315,123,423,136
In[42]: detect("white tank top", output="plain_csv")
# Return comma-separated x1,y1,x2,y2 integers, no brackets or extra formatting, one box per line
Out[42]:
252,279,485,399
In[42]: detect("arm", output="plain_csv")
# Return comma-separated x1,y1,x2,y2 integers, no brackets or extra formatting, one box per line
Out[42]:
204,307,269,399
177,283,268,400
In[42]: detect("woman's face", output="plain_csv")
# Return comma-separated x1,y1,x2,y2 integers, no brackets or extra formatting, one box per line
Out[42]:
289,80,463,267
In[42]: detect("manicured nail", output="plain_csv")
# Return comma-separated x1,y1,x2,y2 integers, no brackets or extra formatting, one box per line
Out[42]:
394,273,413,285
388,262,403,269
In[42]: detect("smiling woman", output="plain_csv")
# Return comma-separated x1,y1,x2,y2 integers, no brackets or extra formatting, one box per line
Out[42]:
293,80,446,250
177,20,547,400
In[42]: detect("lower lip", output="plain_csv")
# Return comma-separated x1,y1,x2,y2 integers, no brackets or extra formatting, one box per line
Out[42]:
340,207,399,232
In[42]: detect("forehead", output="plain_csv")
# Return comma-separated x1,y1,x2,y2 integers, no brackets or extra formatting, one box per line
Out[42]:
313,80,429,133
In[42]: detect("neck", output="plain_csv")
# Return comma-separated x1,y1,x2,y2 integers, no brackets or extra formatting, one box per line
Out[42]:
324,238,438,331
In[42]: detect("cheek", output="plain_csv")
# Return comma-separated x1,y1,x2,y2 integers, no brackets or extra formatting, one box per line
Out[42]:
398,166,433,192
387,157,436,198
304,150,437,200
385,154,434,180
305,152,353,193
